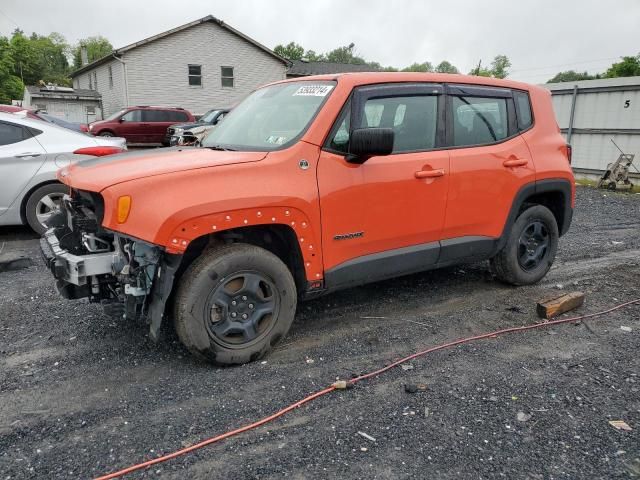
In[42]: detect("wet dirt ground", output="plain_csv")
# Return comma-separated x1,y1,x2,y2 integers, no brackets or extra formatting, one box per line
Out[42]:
1,186,639,479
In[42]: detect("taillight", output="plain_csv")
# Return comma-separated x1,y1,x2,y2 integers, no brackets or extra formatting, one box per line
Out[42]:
566,144,572,165
73,146,124,157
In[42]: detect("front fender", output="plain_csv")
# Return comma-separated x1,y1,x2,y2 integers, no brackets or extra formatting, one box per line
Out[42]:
163,206,323,281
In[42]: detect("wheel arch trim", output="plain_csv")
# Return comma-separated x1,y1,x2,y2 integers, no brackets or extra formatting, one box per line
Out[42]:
496,178,573,254
162,206,324,282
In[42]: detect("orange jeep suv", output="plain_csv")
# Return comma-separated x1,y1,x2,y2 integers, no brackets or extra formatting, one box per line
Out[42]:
41,73,574,365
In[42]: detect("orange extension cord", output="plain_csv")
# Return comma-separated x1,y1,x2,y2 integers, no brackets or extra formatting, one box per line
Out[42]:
95,298,640,480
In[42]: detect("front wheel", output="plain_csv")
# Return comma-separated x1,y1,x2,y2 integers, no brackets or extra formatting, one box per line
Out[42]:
490,205,559,285
99,131,114,137
174,243,297,365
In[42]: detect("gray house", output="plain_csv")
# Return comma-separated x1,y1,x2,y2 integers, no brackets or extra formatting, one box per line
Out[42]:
71,15,289,116
22,85,102,123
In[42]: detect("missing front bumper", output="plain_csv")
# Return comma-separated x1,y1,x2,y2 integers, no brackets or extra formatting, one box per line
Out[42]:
41,228,120,286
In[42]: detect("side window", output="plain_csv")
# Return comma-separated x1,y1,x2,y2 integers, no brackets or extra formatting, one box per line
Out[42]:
143,110,172,122
451,96,508,147
513,90,533,131
188,65,202,86
0,122,31,146
175,111,189,122
221,66,234,88
363,95,438,152
121,110,142,122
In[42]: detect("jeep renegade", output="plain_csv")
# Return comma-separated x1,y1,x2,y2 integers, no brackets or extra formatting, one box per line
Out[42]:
41,73,574,365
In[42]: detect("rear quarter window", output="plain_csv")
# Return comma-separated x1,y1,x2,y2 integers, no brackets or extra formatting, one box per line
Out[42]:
513,90,533,131
0,122,40,146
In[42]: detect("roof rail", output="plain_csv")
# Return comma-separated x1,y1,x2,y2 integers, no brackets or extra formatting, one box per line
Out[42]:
134,105,185,109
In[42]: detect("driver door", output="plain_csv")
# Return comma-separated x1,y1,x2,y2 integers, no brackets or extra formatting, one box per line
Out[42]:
317,83,450,289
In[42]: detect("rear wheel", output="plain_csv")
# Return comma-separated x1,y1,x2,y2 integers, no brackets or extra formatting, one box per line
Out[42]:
25,183,68,234
174,243,297,365
99,131,114,137
490,205,559,285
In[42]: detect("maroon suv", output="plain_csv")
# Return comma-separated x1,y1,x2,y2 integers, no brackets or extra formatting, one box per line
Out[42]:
89,106,195,145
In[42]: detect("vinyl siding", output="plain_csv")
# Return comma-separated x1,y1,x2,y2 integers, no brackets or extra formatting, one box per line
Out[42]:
74,59,126,117
122,21,286,114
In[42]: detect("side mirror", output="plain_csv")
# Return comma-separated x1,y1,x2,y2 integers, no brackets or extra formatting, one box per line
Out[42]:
118,118,125,123
347,128,394,163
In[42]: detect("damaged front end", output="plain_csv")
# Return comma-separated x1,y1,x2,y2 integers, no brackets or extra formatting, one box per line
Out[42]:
40,189,180,340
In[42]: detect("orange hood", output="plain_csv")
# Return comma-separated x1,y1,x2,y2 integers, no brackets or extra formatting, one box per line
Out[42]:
58,147,268,192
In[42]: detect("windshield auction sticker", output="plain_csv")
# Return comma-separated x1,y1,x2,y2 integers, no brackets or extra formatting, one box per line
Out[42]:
293,85,334,96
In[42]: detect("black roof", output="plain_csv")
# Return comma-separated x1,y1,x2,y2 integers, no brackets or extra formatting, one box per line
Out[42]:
287,60,380,77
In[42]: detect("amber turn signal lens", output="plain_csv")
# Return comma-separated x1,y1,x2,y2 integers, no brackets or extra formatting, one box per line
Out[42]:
117,196,132,223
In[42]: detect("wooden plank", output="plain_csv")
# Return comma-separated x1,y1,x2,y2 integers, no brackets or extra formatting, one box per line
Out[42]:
536,292,585,319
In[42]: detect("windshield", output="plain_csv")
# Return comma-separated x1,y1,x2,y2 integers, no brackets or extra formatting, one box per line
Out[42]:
202,81,336,151
200,109,221,123
103,109,126,122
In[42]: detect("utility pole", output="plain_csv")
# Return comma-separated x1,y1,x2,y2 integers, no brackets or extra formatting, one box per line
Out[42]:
475,59,482,76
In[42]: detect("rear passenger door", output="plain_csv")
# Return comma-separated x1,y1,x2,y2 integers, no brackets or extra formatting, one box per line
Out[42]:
142,110,170,144
441,85,535,255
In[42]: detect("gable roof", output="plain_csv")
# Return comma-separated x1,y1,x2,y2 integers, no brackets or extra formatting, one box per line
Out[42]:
287,60,380,77
71,15,288,77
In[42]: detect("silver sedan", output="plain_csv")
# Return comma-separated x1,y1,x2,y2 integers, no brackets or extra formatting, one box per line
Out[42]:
0,111,126,234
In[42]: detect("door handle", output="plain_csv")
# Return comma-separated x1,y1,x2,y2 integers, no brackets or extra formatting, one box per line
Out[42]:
415,169,445,179
503,158,528,168
15,152,42,158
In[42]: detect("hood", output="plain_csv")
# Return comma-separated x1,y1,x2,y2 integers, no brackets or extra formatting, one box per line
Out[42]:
170,122,205,130
58,146,267,192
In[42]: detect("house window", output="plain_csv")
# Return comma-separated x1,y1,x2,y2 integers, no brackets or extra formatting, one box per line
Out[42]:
35,103,47,112
188,65,202,86
221,66,234,87
86,105,96,115
88,74,93,90
108,65,113,88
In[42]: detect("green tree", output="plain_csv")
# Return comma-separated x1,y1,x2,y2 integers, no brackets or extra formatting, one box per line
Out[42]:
325,43,366,64
469,55,511,78
303,50,325,61
72,36,113,69
490,54,511,79
30,32,71,85
0,36,24,103
274,41,305,60
402,61,433,72
605,54,640,78
435,60,459,74
547,70,599,83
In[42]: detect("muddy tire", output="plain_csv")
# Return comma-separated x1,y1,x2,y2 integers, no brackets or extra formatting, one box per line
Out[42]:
174,243,297,365
25,183,68,235
490,205,559,286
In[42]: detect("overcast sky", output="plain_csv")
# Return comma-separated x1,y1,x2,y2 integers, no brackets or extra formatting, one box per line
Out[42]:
0,0,638,83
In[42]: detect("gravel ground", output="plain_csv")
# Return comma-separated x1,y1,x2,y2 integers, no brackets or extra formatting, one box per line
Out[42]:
1,186,639,480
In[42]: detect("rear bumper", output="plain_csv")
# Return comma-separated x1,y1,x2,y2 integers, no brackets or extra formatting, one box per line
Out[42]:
41,228,118,286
